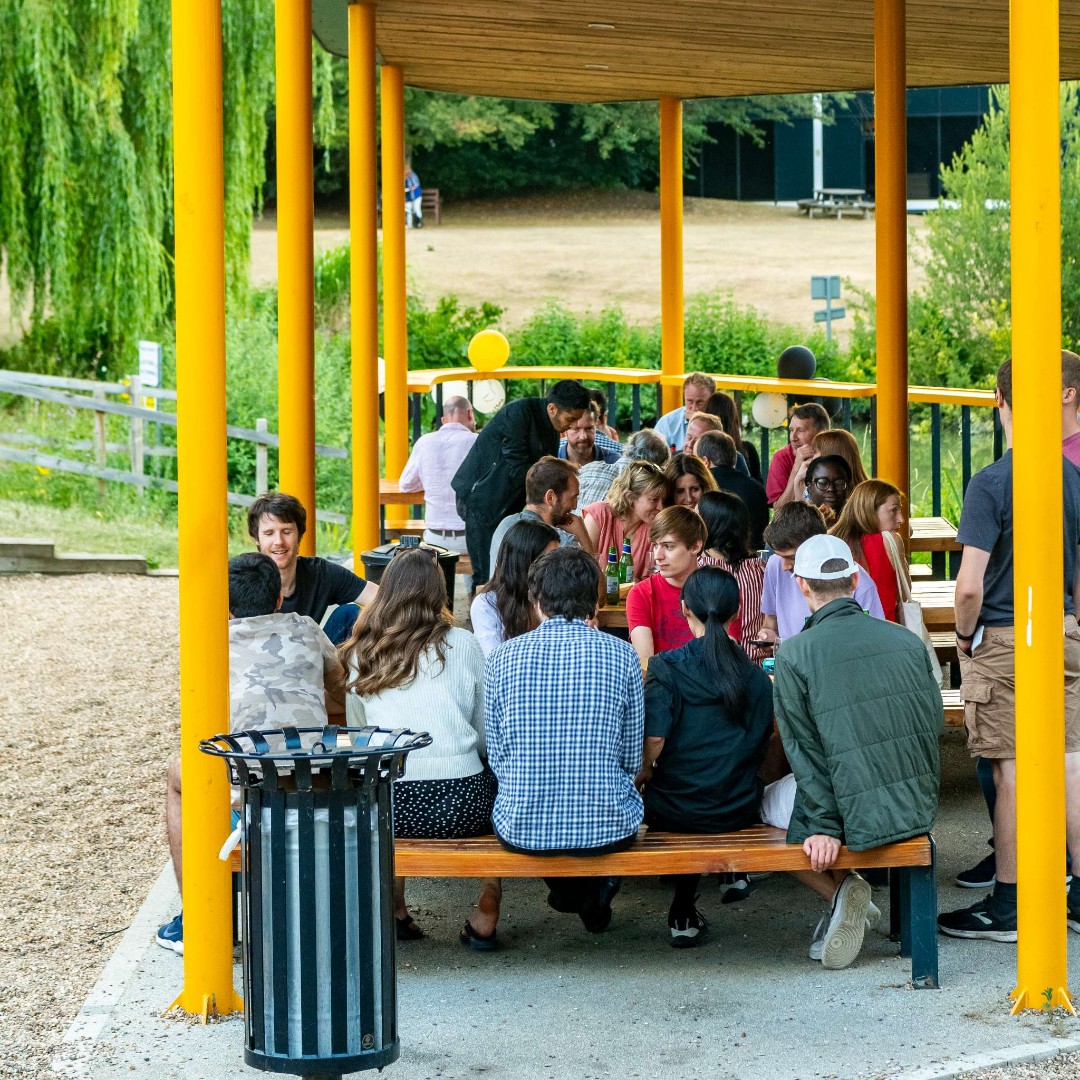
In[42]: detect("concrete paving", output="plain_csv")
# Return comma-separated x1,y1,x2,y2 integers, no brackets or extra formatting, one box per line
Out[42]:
57,734,1080,1080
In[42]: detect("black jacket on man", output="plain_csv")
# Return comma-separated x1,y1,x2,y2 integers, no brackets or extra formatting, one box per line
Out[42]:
709,464,770,550
452,396,558,584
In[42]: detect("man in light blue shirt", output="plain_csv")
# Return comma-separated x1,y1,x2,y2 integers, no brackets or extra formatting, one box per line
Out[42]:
654,372,716,451
486,547,643,932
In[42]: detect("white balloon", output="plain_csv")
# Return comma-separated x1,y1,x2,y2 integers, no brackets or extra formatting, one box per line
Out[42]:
428,379,506,414
751,392,789,429
472,380,506,413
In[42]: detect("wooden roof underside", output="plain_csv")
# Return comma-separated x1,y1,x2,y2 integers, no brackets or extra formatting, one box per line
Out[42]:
311,1,1080,103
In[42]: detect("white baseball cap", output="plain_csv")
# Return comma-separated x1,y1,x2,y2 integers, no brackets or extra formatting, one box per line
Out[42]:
793,534,857,580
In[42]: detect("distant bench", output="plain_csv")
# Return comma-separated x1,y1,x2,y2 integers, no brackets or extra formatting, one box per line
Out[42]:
229,825,938,987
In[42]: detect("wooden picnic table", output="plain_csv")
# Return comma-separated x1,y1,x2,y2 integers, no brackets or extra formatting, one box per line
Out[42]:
909,516,961,553
596,600,628,630
911,579,957,633
379,479,424,506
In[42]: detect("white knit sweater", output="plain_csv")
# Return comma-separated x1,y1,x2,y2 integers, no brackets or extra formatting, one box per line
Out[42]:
345,626,486,782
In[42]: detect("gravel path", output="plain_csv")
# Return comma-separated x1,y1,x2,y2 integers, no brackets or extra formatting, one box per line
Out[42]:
2,572,1079,1080
1,575,179,1078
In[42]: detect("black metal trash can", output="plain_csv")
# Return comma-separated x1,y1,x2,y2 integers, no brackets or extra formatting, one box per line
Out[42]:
201,724,432,1076
360,536,460,612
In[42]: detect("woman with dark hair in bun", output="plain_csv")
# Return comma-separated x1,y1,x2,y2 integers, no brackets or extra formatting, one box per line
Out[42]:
635,567,774,948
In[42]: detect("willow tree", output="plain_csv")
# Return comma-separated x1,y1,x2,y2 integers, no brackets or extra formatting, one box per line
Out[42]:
0,0,274,376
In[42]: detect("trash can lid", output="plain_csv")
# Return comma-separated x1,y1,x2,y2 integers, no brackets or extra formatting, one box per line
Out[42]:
362,539,454,561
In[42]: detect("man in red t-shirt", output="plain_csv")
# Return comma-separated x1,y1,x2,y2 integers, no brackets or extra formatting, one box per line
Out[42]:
627,506,706,669
765,403,830,507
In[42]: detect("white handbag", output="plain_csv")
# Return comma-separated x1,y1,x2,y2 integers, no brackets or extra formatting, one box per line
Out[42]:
882,531,945,689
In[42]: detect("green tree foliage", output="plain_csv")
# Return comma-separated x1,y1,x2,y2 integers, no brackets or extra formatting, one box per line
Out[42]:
0,0,273,376
916,83,1080,383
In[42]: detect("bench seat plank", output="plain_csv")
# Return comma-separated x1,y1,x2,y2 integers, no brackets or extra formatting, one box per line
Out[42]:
391,827,931,877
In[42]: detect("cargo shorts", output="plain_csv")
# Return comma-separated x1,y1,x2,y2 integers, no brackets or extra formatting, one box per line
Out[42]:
958,614,1080,759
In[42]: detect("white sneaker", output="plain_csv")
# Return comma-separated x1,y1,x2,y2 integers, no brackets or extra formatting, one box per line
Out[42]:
809,898,881,961
821,874,871,970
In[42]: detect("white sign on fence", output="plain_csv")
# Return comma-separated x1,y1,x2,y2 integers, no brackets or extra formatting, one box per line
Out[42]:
138,340,162,388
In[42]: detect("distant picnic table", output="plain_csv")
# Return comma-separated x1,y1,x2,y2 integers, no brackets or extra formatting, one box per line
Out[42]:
797,188,874,219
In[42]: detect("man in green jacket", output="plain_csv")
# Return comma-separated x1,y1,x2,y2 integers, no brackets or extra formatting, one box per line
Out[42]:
763,534,942,969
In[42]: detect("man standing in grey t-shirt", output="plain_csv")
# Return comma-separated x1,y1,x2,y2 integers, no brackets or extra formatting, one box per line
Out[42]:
939,359,1080,943
489,456,594,570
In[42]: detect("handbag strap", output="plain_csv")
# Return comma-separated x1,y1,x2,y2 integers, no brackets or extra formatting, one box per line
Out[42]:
881,530,913,603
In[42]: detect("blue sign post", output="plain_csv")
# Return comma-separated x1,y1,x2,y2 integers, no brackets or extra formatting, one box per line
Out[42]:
811,275,845,342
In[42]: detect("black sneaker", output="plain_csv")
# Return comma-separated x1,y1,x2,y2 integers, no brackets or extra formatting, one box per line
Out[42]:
718,872,752,904
669,906,709,949
579,877,621,934
955,851,996,889
938,895,1017,942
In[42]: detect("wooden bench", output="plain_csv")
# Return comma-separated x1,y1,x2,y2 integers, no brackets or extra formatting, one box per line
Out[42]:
229,825,937,986
421,188,441,225
942,687,963,728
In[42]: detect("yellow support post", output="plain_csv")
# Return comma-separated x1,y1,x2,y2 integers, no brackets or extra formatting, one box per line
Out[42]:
349,3,381,557
380,64,409,482
275,0,317,554
1009,0,1071,1015
659,97,684,418
873,0,909,514
170,0,239,1016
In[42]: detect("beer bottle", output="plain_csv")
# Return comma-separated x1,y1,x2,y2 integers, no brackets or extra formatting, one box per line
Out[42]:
605,546,620,604
618,539,633,584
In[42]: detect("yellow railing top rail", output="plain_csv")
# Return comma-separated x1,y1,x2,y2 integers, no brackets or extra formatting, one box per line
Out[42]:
407,366,998,408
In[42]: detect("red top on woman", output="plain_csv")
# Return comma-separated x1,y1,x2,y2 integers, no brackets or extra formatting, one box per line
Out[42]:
859,531,899,623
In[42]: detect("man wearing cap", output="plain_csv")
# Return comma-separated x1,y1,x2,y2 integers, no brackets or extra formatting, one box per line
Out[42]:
760,532,942,970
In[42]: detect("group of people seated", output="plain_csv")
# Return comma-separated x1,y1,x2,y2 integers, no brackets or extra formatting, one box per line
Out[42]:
158,370,952,974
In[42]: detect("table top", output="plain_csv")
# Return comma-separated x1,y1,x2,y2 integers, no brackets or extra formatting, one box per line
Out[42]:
379,479,425,506
909,516,961,552
911,579,957,631
595,601,628,630
817,187,866,199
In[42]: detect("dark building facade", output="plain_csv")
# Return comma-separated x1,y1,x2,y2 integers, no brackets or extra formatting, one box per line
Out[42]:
688,86,992,202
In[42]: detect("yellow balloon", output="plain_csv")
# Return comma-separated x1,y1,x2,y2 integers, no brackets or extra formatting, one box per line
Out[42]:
468,329,510,372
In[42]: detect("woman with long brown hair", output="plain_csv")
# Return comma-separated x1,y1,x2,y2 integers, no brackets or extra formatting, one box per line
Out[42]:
664,452,718,510
830,479,907,623
340,548,502,950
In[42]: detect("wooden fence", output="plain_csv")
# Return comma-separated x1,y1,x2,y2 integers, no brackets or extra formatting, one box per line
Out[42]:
0,370,347,525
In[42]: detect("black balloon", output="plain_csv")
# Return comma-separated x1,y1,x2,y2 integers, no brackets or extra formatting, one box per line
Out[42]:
777,345,816,380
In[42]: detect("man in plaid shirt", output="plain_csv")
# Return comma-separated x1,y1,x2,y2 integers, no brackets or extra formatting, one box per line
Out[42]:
485,546,644,932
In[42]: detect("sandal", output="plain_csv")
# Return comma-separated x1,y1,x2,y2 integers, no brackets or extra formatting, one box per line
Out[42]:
395,915,424,941
459,920,498,951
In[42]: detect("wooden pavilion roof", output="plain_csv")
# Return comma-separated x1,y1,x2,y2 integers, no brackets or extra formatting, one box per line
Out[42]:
311,0,1080,103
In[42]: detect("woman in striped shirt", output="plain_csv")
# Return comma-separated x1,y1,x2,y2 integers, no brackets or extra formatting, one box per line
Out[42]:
697,490,767,664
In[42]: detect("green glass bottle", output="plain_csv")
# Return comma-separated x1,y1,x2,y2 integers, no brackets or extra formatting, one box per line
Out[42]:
605,545,620,604
618,539,633,585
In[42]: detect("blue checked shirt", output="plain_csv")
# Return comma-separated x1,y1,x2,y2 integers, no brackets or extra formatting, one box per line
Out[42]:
484,617,644,851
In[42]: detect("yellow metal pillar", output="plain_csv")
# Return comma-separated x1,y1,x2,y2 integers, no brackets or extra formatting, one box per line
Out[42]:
873,0,909,510
349,3,381,556
380,64,409,480
659,97,684,417
1009,0,1071,1015
170,0,239,1016
275,0,317,554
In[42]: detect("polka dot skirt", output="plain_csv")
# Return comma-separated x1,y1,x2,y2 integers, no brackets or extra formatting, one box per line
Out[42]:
392,767,497,840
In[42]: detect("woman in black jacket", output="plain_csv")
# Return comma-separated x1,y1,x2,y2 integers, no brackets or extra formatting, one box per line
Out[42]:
636,567,774,947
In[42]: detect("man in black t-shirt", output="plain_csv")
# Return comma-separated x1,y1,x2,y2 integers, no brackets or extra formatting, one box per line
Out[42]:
247,492,378,645
695,430,769,549
938,360,1080,943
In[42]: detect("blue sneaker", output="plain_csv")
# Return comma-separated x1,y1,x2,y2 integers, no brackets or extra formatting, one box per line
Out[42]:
156,912,183,954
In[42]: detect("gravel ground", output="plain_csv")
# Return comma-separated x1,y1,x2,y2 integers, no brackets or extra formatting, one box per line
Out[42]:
0,574,179,1078
3,572,1080,1080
